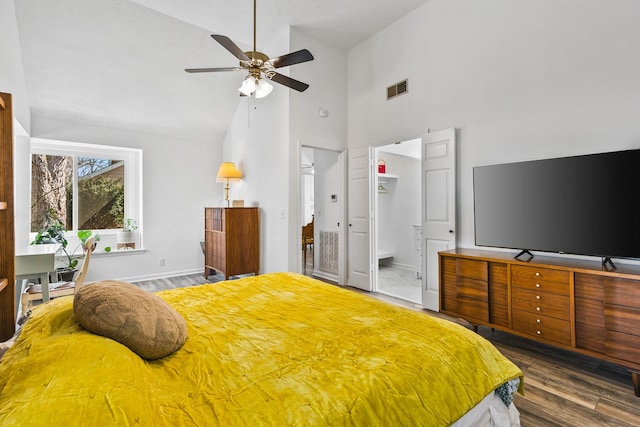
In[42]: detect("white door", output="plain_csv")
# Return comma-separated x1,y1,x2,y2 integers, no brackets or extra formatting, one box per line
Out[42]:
421,128,457,310
347,146,373,291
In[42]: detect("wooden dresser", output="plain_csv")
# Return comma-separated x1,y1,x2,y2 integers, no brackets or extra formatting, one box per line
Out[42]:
204,207,259,280
0,92,16,341
439,248,640,396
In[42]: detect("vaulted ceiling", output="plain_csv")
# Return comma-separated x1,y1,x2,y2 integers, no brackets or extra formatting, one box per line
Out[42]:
14,0,429,142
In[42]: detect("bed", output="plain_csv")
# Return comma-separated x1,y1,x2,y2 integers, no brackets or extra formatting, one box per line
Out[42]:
0,272,522,426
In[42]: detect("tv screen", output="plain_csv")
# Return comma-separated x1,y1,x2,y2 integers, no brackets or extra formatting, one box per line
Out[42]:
473,149,640,261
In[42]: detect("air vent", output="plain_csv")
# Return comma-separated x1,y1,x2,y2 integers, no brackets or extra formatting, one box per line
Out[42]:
387,79,408,100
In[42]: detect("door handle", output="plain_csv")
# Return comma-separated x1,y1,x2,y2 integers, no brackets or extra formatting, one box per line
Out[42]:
449,230,454,234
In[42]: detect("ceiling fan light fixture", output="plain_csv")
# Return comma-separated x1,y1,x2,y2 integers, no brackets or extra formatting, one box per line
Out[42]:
239,76,257,96
187,1,314,95
254,79,273,98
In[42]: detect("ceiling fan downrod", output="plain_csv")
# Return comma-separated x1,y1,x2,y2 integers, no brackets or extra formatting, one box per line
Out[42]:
252,0,257,59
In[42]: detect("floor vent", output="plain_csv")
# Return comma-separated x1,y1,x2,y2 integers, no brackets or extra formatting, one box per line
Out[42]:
387,79,408,100
318,230,339,275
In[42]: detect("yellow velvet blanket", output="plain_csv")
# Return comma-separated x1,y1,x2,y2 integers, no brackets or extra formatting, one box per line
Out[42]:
0,273,521,426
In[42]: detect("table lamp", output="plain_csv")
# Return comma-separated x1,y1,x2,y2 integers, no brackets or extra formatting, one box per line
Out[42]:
216,162,243,206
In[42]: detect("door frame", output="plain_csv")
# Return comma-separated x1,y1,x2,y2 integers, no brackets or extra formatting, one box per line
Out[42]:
292,141,347,285
372,139,423,303
364,128,457,307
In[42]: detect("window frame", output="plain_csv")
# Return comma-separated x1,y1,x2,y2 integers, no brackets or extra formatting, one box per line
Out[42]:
30,138,143,237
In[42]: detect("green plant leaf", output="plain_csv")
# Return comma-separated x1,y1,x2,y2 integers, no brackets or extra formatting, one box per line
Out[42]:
77,230,92,242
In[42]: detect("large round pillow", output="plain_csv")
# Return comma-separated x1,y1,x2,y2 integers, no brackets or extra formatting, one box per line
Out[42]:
73,280,188,360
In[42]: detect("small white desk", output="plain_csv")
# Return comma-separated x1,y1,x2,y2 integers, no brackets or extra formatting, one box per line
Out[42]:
15,244,61,304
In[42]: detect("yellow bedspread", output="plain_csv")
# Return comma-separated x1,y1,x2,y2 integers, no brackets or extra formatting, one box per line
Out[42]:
0,273,522,426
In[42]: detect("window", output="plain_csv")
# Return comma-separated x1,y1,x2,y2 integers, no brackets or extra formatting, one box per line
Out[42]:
30,139,142,236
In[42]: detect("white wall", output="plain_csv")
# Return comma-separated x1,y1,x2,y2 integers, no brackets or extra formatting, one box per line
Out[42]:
288,28,348,271
0,0,31,133
313,148,341,232
290,29,348,153
2,0,225,284
220,28,291,275
349,0,640,252
222,27,348,275
12,120,30,249
27,116,221,282
376,152,420,268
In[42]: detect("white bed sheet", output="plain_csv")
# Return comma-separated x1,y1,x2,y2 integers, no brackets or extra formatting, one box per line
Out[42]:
452,391,521,427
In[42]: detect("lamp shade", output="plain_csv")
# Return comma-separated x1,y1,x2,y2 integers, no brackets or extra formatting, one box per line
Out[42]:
254,79,273,98
216,162,243,182
239,77,257,96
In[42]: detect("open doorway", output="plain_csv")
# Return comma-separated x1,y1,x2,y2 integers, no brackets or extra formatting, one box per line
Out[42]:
374,139,422,303
300,146,343,283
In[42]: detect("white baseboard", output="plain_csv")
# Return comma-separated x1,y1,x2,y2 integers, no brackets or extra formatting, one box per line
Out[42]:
311,270,339,283
111,268,204,284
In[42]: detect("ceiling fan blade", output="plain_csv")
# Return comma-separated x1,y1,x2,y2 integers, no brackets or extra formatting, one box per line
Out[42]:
185,67,241,73
269,73,310,92
211,34,250,61
270,49,314,69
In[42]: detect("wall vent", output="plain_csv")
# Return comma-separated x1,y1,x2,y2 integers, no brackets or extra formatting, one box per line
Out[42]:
318,230,339,275
387,79,409,100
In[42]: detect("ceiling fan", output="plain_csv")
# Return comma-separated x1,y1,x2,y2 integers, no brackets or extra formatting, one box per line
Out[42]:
185,0,314,98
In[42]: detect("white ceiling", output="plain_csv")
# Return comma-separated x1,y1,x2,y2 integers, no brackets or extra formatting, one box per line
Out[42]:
14,0,430,142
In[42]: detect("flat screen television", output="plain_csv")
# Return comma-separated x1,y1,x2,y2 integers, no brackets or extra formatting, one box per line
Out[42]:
473,149,640,267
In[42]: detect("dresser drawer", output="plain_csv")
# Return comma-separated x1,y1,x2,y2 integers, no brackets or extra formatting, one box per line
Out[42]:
489,280,509,307
513,309,571,346
605,277,640,308
456,259,488,281
441,274,458,313
605,304,640,336
512,265,569,283
576,297,604,327
457,277,488,301
512,287,570,320
457,296,489,323
441,257,457,277
490,303,509,327
575,273,605,301
512,265,570,295
606,330,640,364
489,263,508,284
576,321,605,354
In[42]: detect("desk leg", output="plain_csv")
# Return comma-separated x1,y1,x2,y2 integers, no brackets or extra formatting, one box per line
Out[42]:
40,273,50,302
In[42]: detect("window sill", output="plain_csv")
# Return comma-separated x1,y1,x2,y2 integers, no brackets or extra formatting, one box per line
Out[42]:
92,248,147,258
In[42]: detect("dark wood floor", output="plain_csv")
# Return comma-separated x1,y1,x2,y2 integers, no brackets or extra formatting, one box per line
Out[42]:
141,273,640,427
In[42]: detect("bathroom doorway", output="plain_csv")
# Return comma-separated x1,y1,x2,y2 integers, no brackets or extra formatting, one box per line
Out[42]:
374,139,422,303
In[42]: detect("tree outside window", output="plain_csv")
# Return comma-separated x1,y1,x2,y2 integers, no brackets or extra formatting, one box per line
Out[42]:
31,155,125,232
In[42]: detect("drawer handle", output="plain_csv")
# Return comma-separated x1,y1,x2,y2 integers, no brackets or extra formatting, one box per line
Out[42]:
536,307,541,312
536,319,541,323
536,295,541,300
536,330,542,335
535,283,541,288
535,272,540,277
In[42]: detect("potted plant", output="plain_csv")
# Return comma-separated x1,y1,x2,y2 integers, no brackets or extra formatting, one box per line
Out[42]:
32,220,102,281
117,218,138,250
